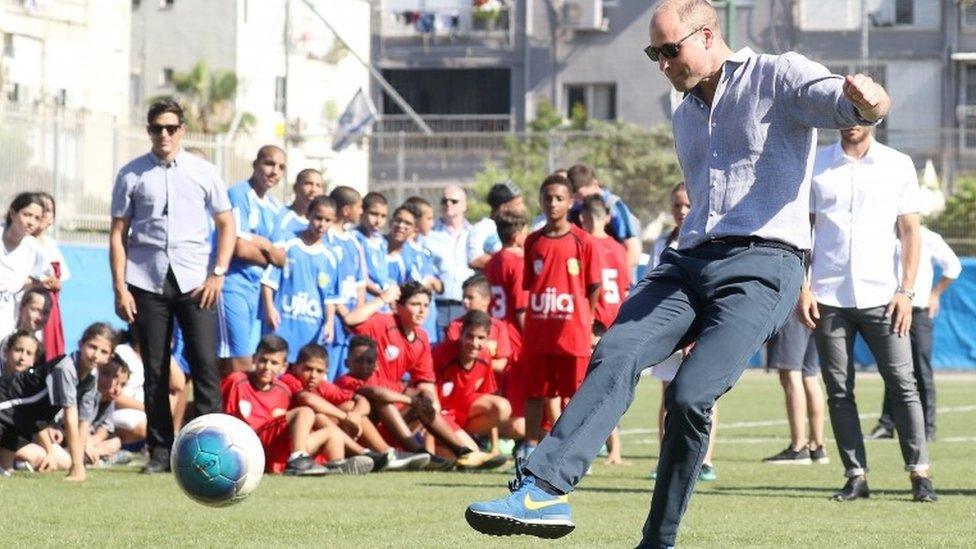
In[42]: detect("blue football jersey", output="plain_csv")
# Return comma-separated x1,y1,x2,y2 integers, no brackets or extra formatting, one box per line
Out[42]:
354,228,392,290
274,207,308,242
261,238,341,362
225,181,283,294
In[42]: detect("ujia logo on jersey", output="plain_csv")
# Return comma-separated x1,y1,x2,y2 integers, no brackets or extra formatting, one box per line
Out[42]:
530,287,574,318
282,292,322,320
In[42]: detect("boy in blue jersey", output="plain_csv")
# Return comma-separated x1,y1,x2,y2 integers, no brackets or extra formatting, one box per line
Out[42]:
220,145,288,375
324,186,368,381
261,196,342,363
402,197,443,344
355,191,391,298
274,168,324,239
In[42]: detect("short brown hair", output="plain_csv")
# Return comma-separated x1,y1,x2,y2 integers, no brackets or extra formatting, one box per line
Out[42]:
147,98,185,125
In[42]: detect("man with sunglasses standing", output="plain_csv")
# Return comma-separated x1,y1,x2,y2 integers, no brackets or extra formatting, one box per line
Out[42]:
465,0,890,546
110,99,235,474
426,185,475,340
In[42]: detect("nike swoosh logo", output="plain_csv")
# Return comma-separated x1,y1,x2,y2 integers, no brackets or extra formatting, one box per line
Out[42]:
523,493,568,511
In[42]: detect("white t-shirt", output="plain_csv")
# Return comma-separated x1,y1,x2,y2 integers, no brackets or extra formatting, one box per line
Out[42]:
0,231,51,337
897,227,963,308
114,344,145,402
37,235,71,282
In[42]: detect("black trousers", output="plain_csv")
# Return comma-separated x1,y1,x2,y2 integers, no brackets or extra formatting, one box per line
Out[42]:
130,270,221,452
879,308,936,438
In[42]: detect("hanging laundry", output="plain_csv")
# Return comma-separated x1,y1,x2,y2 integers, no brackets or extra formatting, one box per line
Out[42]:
416,12,435,33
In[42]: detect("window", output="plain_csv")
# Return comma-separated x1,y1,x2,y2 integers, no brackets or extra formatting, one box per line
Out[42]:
132,0,141,8
964,3,976,27
564,83,616,121
894,0,913,25
159,67,174,87
966,65,976,106
159,0,174,8
5,82,19,103
130,74,142,107
274,76,287,114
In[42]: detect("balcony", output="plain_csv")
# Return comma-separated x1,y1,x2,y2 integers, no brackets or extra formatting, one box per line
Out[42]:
378,3,515,53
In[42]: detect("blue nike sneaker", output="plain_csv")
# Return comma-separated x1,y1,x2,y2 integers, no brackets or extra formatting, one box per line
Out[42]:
465,461,575,539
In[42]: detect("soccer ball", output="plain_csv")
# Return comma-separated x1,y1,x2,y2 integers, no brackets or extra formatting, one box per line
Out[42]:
171,413,265,507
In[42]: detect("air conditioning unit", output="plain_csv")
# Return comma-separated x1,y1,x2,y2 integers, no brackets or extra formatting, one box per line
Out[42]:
564,0,608,32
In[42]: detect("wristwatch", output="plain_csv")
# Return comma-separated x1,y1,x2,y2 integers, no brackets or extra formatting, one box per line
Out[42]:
212,265,227,277
895,286,915,299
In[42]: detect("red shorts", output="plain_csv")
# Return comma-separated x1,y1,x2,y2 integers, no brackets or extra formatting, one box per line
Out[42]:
501,360,527,418
256,416,292,474
524,353,589,399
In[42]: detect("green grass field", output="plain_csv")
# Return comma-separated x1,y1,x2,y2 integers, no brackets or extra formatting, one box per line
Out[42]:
2,371,974,548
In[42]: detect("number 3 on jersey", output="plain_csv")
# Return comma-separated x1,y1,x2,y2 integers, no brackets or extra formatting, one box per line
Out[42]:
490,285,507,318
602,269,620,304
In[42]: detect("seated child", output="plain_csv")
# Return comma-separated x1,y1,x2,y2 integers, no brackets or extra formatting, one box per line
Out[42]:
442,274,512,373
2,330,40,375
278,343,429,471
111,327,147,445
434,310,511,465
339,282,500,470
0,322,117,481
221,334,373,476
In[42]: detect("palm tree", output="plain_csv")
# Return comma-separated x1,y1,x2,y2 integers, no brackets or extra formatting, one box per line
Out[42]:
167,59,254,135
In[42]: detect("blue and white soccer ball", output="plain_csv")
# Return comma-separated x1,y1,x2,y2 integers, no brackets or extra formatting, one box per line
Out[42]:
171,413,265,507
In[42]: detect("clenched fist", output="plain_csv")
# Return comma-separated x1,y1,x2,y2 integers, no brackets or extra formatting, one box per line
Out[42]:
843,74,890,122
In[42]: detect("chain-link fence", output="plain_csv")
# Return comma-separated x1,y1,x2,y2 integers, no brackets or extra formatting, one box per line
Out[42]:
2,105,974,254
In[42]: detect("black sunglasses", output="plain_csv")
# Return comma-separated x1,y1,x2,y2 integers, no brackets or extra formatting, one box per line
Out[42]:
148,123,181,135
644,26,703,62
440,198,460,206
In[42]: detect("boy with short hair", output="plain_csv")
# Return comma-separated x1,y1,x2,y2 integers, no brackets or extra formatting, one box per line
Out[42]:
275,168,325,238
443,274,512,373
521,174,602,455
261,195,341,362
325,185,369,380
221,334,373,475
279,343,429,471
580,194,630,329
355,191,392,298
434,310,511,465
402,197,443,344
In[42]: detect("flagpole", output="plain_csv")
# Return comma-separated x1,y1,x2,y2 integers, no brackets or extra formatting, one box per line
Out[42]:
298,0,434,135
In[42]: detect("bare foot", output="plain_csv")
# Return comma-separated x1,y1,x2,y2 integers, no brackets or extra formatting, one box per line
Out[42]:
604,455,633,466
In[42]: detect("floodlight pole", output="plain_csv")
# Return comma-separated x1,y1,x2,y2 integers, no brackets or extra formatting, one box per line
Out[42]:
297,0,433,135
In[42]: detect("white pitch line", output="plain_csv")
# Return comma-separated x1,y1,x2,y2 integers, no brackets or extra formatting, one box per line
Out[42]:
619,405,976,437
625,436,976,446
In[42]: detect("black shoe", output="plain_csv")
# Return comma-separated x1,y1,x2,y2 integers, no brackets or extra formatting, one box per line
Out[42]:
868,425,894,440
363,450,390,472
832,476,869,501
762,446,811,465
808,445,830,464
911,476,938,502
283,453,329,476
424,454,455,471
139,447,171,474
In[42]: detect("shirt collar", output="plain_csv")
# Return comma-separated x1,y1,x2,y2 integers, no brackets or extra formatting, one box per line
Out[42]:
687,48,755,104
149,148,184,167
832,138,879,165
726,47,755,65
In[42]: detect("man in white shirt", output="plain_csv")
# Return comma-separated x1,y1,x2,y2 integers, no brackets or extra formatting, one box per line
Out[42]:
869,226,961,442
426,185,475,339
799,125,935,502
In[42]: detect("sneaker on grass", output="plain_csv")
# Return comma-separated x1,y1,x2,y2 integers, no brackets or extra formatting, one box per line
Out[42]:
465,464,574,539
761,446,812,464
383,449,430,471
809,445,830,464
284,452,330,476
324,455,374,475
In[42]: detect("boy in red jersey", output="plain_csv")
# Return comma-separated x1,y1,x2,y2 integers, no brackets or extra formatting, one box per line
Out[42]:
580,194,631,329
340,282,499,470
221,334,372,475
483,212,530,443
522,174,602,455
443,275,511,373
280,342,430,471
435,310,512,463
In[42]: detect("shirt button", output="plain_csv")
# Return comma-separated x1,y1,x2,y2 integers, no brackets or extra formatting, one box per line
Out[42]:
712,152,718,158
709,212,716,217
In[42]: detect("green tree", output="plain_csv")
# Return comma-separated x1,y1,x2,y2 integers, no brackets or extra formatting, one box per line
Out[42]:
927,175,976,255
156,60,254,135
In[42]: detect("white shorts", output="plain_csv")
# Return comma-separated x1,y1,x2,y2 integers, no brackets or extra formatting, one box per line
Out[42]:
112,408,147,432
650,351,684,383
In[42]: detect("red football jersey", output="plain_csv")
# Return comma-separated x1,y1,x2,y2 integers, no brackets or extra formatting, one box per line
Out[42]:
432,341,497,421
351,313,436,391
221,372,293,431
483,247,527,360
522,225,602,356
278,372,355,406
335,374,367,393
443,317,512,361
592,235,630,328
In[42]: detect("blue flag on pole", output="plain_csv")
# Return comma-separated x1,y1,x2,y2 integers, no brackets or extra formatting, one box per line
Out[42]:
332,88,377,152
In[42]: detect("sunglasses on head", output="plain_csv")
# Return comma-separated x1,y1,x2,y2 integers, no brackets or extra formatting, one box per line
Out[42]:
148,123,181,135
644,25,704,62
440,198,460,206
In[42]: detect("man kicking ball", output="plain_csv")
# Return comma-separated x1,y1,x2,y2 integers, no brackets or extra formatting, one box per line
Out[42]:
464,0,891,547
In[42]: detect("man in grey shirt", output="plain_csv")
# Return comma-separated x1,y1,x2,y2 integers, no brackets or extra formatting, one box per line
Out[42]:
109,99,236,474
465,1,890,546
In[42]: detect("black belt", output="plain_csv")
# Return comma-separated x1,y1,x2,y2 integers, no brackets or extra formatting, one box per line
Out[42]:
699,236,805,262
435,299,463,306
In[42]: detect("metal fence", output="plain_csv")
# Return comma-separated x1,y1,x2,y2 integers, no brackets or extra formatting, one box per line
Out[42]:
2,105,974,254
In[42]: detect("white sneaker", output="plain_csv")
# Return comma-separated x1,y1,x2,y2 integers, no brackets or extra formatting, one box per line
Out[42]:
384,449,431,471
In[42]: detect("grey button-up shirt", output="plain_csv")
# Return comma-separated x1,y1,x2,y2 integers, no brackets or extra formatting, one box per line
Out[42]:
111,149,231,294
673,48,873,251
